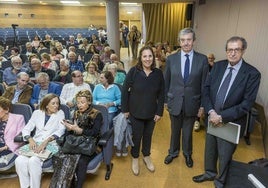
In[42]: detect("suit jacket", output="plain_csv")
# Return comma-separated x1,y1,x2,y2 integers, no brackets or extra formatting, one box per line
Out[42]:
4,113,25,154
30,82,62,107
22,110,65,142
2,85,32,104
164,51,208,116
203,59,261,136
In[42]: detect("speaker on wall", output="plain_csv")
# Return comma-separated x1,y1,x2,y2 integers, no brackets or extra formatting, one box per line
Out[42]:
185,4,193,21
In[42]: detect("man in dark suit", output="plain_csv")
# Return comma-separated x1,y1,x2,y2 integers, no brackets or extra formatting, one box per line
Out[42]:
164,28,209,167
192,36,261,188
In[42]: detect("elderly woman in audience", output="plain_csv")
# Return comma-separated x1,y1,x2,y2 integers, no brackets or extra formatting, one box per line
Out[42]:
2,56,27,88
0,97,25,171
83,61,100,86
41,52,58,72
51,90,103,188
2,72,32,104
15,94,65,188
107,63,125,85
93,71,121,128
91,54,104,71
53,58,72,84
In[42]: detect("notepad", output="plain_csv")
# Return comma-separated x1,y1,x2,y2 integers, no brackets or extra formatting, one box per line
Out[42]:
207,122,241,144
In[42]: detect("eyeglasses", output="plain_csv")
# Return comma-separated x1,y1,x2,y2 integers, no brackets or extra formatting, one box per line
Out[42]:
226,48,243,54
73,75,82,78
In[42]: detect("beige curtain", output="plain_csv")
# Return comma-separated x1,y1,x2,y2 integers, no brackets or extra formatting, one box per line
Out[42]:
143,3,192,48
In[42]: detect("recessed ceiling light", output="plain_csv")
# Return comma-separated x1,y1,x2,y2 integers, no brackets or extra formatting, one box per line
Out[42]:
60,1,80,4
0,0,18,2
121,3,138,5
127,12,133,14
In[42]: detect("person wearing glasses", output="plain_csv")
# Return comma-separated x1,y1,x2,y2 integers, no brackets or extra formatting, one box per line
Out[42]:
60,70,92,117
193,36,261,188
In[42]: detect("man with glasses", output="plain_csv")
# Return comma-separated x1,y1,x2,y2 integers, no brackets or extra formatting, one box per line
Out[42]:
2,56,27,88
60,70,91,117
193,36,261,188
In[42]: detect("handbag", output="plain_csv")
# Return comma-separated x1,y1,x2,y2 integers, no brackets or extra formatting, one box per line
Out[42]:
61,134,97,156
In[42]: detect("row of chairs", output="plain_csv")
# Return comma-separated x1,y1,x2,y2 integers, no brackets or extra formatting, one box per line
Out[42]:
0,103,114,180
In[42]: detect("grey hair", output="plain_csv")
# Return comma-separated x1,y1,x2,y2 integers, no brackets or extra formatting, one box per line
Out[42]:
60,58,70,67
17,72,29,79
225,36,247,50
178,27,196,41
36,72,49,81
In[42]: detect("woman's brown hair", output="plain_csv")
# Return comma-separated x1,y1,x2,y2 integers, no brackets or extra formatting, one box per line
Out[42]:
39,94,60,112
136,46,156,70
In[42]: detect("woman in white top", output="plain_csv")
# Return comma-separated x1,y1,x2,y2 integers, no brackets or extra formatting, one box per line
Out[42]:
15,94,65,188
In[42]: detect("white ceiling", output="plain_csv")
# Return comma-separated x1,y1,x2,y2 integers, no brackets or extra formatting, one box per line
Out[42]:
0,0,193,6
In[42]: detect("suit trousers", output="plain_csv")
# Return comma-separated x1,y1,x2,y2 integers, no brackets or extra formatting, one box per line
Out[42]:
168,113,195,157
204,133,237,188
15,155,43,188
130,116,155,158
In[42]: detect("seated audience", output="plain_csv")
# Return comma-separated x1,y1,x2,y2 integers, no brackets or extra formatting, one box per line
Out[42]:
0,97,25,170
3,56,27,88
92,39,103,52
25,42,38,57
51,90,103,188
30,72,62,109
109,53,124,70
27,58,55,82
79,38,90,53
107,63,125,85
53,58,72,84
60,70,91,116
93,71,121,128
91,54,104,71
83,61,100,85
2,72,32,104
76,33,84,44
66,35,79,49
15,94,65,188
31,35,40,50
50,47,63,62
43,34,53,48
0,46,7,68
100,46,112,64
207,53,216,72
8,47,27,64
55,42,68,59
41,52,58,72
68,51,85,72
37,41,47,53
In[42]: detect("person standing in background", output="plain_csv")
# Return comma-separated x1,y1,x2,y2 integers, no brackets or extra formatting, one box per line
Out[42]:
121,46,165,176
127,25,141,59
164,28,209,168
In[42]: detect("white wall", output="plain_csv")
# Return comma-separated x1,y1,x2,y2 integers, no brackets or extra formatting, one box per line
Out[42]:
193,0,268,113
193,0,268,155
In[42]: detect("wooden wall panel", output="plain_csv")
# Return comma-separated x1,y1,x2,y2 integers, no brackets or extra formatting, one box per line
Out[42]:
0,4,107,28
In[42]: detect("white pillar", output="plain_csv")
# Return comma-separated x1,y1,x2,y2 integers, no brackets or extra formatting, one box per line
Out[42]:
106,0,120,57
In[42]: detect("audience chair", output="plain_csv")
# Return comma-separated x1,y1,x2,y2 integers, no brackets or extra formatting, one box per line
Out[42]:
86,104,114,180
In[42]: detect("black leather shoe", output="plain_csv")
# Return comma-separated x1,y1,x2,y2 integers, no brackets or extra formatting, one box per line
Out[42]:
164,155,177,164
192,174,215,183
184,155,193,168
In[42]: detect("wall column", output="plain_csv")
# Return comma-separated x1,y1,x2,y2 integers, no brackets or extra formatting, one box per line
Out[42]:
106,0,120,57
